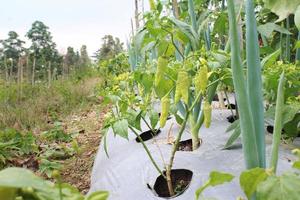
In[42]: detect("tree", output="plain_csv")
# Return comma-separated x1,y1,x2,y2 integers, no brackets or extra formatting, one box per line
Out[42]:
79,45,91,69
63,47,77,75
0,31,25,81
94,35,123,62
26,21,54,58
26,21,58,84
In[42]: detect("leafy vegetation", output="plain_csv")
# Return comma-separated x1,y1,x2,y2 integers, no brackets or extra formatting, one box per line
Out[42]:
0,168,108,200
0,0,300,199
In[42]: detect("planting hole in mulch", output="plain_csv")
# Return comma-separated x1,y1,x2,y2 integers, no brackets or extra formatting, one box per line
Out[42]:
225,103,236,109
266,125,287,135
267,125,274,134
153,169,193,198
177,139,202,151
227,115,237,123
212,94,226,102
135,129,161,143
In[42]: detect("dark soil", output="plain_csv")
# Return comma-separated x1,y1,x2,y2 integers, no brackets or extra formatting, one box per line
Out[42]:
135,129,161,143
177,139,201,151
227,115,237,123
212,94,226,102
266,125,274,134
60,105,108,194
226,103,236,109
153,169,193,198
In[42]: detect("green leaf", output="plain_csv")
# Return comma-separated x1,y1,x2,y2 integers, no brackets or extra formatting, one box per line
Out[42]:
169,17,200,50
294,41,300,50
126,109,142,131
283,113,300,138
269,72,285,172
39,159,61,178
261,49,281,68
240,168,269,199
257,173,300,200
105,95,120,104
293,161,300,170
257,23,291,38
295,5,300,30
225,120,240,133
149,109,159,129
195,171,234,200
0,188,17,200
103,130,109,158
112,119,128,139
209,171,234,186
265,104,300,126
175,113,184,125
154,77,173,98
213,12,228,35
263,0,300,22
85,191,109,200
0,168,53,191
223,125,241,149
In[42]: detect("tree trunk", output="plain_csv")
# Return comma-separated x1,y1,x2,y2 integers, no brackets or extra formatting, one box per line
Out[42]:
17,58,23,99
32,57,36,85
48,61,52,87
52,68,57,81
62,61,65,78
4,57,8,83
9,59,13,83
26,55,30,83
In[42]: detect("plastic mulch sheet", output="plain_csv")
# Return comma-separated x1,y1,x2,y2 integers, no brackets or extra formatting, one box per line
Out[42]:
89,109,298,200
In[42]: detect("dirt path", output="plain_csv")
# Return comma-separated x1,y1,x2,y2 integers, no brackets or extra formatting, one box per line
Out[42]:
59,103,108,194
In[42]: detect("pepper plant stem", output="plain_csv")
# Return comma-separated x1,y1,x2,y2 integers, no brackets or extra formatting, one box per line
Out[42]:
168,109,190,169
129,126,166,179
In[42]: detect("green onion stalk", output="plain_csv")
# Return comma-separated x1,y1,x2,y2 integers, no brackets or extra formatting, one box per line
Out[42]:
286,17,291,62
270,72,285,173
296,32,300,62
227,0,260,168
244,0,266,168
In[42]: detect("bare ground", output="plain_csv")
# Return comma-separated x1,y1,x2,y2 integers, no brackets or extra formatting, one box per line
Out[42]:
59,102,108,194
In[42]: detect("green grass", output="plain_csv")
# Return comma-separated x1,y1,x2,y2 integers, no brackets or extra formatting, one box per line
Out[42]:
0,76,101,131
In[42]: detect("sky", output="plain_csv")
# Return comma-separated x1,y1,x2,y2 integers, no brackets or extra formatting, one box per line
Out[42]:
0,0,148,56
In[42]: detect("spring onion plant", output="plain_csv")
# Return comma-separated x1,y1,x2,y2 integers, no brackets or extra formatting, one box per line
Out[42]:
270,72,285,173
244,0,266,168
227,0,264,168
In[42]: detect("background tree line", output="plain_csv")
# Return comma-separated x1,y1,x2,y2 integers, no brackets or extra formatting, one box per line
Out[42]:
0,21,91,86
